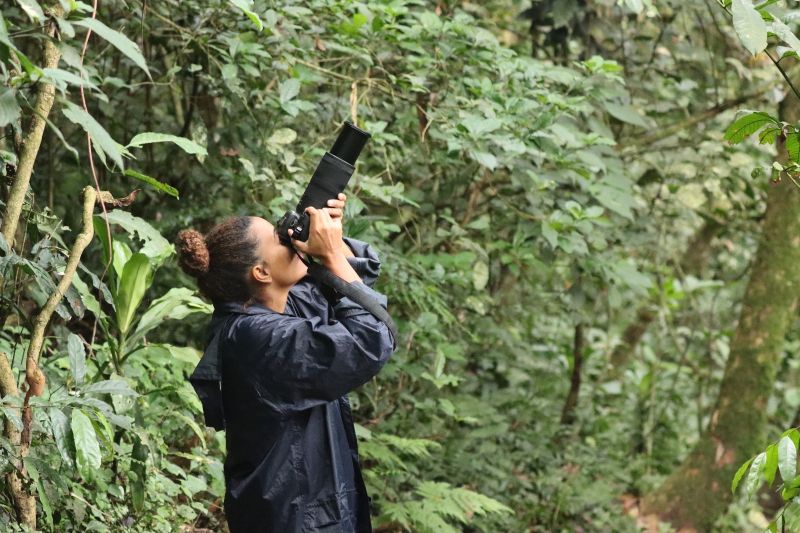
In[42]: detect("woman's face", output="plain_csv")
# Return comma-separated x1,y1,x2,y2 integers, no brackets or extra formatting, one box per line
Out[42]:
249,216,308,288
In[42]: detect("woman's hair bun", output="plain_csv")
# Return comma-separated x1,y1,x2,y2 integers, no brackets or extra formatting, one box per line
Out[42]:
175,229,210,278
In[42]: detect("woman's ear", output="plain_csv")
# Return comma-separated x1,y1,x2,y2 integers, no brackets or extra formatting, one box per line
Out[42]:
251,261,272,285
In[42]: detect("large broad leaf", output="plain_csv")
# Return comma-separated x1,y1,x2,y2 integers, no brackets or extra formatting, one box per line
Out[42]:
745,451,767,500
71,409,101,480
129,287,212,346
779,436,797,482
731,0,767,56
73,18,150,77
114,253,153,335
94,210,173,265
48,408,74,468
127,132,207,157
112,240,133,287
62,101,127,170
0,88,20,128
724,111,778,144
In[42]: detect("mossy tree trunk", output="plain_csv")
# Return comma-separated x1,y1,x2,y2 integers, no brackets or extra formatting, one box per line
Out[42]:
641,94,800,531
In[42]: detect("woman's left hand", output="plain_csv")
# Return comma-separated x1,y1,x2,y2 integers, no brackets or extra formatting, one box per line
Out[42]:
325,193,354,258
326,193,346,221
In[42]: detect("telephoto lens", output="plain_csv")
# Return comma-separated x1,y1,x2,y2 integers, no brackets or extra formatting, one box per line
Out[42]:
276,122,371,244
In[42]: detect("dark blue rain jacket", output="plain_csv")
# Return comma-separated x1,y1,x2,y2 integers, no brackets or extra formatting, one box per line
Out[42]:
190,238,395,533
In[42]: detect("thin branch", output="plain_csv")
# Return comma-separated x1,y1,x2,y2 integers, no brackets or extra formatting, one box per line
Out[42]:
0,6,64,248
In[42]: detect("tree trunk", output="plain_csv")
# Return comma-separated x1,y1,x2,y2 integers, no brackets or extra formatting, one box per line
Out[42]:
560,323,585,425
640,94,800,531
607,219,721,376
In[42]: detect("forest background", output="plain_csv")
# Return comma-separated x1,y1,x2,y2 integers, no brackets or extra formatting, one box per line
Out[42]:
4,0,800,531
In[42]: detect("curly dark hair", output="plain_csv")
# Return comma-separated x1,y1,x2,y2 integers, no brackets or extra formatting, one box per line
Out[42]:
175,216,260,304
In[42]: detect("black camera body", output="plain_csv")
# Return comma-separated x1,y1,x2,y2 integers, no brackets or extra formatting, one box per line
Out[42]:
276,122,371,245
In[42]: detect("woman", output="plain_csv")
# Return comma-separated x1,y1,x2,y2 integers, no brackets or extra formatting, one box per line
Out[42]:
175,194,395,532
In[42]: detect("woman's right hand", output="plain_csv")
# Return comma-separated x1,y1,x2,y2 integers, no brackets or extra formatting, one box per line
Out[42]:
290,207,343,261
290,207,361,283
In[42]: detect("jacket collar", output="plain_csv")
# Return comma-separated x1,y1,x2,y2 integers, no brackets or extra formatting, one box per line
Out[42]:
213,300,277,316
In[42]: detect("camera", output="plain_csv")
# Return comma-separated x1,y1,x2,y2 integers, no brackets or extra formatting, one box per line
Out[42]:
276,122,371,246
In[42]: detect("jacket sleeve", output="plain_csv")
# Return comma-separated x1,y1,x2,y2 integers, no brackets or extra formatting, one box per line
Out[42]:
342,237,382,288
237,283,395,410
285,237,383,318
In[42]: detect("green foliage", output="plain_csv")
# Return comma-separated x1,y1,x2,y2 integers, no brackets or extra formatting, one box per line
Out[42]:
5,0,800,531
732,428,800,531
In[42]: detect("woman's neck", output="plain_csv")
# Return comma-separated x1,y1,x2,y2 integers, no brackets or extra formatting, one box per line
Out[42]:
253,285,291,313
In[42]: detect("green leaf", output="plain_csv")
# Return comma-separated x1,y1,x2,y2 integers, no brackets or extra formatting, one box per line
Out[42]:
731,0,768,55
724,111,778,144
114,253,153,335
112,240,132,285
470,150,497,170
129,287,211,346
229,0,263,31
131,433,148,512
126,132,207,157
84,379,137,397
73,18,150,77
779,436,797,482
279,78,300,104
541,221,558,248
48,408,73,468
759,126,781,144
16,0,44,22
267,128,297,145
771,19,800,56
172,411,206,449
472,261,489,291
94,210,173,264
71,409,101,480
732,456,754,493
745,451,766,499
25,461,52,528
605,102,649,128
41,67,97,90
0,88,20,129
624,0,643,13
123,169,179,198
787,132,800,163
765,443,778,485
62,101,126,170
67,333,86,386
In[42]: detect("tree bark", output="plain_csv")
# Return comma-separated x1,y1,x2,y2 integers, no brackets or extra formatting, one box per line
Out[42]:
640,94,800,532
0,352,35,526
560,323,585,425
7,187,96,531
607,219,722,376
0,6,63,249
